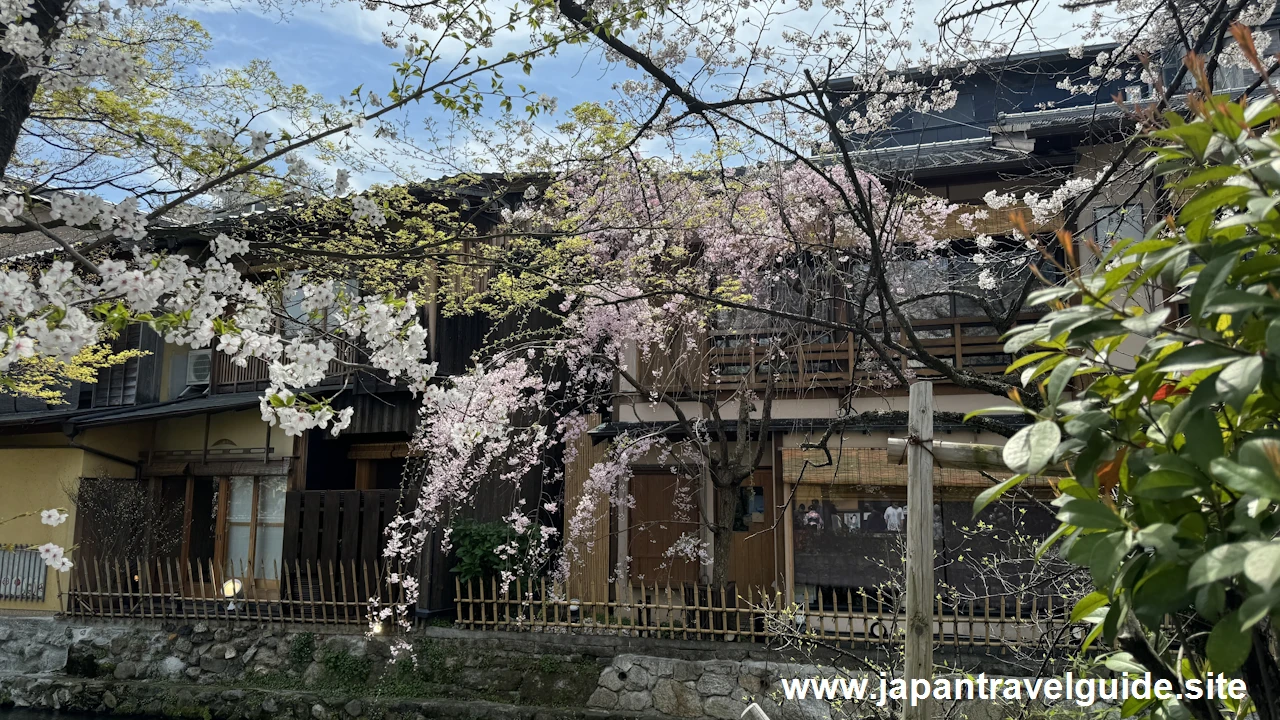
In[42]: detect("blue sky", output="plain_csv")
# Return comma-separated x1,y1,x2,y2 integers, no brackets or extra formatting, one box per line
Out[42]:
186,0,1084,185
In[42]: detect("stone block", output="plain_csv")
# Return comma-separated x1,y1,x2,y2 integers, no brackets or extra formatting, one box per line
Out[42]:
199,656,227,674
112,661,136,680
704,695,748,720
697,672,739,696
587,687,618,710
344,699,363,717
622,664,651,690
617,690,651,711
673,660,702,682
598,668,625,692
652,678,703,718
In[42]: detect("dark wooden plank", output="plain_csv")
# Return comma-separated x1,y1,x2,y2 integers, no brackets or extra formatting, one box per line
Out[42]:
300,492,322,561
339,491,360,562
359,491,381,568
282,491,302,562
321,492,340,564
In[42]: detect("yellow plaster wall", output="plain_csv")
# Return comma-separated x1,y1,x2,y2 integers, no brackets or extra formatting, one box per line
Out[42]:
154,409,288,453
77,423,150,478
0,448,83,613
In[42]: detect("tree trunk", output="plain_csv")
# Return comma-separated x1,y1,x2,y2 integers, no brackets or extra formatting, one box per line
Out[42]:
710,484,737,587
0,0,74,177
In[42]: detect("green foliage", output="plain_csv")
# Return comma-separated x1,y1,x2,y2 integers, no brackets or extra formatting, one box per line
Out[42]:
321,648,372,691
449,518,543,583
289,632,316,667
994,90,1280,714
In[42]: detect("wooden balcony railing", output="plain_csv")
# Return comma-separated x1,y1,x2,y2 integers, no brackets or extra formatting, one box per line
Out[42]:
663,312,1044,392
211,343,359,394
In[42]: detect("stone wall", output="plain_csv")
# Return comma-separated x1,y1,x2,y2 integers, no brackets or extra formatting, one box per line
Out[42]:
0,617,1085,720
0,617,603,716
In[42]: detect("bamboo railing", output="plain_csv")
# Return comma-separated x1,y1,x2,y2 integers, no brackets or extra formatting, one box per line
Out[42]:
454,578,1073,651
64,556,409,627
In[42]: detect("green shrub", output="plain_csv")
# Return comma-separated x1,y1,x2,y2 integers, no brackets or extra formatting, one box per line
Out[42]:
991,80,1280,718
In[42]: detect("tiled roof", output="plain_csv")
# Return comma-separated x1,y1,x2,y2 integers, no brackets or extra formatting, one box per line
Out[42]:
844,138,1030,172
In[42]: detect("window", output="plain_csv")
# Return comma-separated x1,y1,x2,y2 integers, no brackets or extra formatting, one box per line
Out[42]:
1093,204,1145,249
222,475,286,581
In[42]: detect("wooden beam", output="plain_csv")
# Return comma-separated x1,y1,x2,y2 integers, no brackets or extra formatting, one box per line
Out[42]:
904,382,934,720
887,438,1070,476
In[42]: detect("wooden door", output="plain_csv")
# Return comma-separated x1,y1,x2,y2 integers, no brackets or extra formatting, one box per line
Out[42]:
628,472,702,586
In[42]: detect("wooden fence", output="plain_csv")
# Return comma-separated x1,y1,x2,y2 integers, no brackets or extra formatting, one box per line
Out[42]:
64,556,410,627
454,579,1073,650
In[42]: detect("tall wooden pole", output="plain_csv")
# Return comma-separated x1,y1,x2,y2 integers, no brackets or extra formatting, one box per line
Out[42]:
904,382,934,720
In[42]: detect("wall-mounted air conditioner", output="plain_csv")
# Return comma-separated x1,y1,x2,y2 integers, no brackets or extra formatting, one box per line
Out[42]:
186,349,212,386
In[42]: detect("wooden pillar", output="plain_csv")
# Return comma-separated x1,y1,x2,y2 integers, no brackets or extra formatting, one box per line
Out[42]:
904,382,935,720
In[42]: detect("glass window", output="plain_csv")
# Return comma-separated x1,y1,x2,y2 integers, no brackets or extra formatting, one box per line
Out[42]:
222,476,287,581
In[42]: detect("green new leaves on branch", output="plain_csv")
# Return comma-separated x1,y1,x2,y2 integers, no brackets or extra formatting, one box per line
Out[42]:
996,91,1280,711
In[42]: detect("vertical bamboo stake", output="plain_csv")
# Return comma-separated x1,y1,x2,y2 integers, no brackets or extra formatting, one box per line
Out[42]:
904,382,935,720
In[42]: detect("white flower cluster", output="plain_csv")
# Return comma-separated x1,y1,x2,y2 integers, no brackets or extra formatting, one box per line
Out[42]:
0,194,23,224
49,191,111,227
212,232,250,260
248,131,270,157
0,0,33,24
0,228,433,437
110,197,148,241
350,195,386,227
77,43,136,87
1,21,42,60
37,542,72,572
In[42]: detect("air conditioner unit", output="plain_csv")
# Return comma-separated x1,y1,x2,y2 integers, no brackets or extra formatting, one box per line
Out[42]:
186,349,212,386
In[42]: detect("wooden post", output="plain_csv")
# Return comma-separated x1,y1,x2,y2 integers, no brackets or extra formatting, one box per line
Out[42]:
904,382,934,720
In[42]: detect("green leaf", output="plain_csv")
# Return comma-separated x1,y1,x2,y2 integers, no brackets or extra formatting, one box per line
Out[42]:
1244,543,1280,591
1005,351,1056,375
1179,185,1251,226
1204,289,1280,313
1210,458,1280,497
1071,591,1111,623
1182,409,1224,471
1002,421,1060,475
1121,308,1170,336
1189,254,1239,319
1057,498,1126,530
1239,437,1280,482
1132,470,1202,499
972,474,1027,517
1189,542,1260,586
1238,588,1280,629
962,406,1030,421
1216,356,1263,409
1170,165,1242,189
1064,410,1112,439
1157,344,1241,372
1045,356,1081,408
1206,610,1253,672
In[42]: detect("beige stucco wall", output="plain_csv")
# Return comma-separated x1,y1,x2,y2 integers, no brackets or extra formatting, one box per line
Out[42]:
0,448,83,613
153,409,287,453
